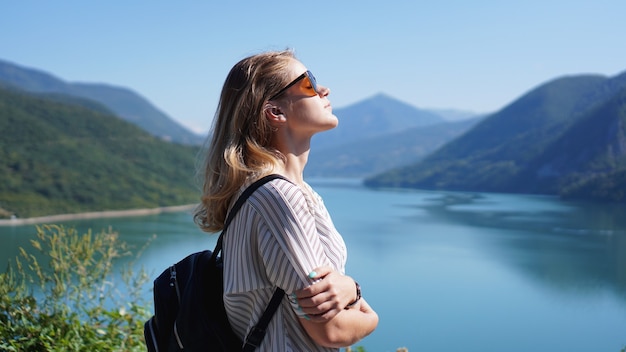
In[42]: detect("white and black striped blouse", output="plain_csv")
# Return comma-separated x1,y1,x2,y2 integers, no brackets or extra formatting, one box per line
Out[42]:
223,178,347,351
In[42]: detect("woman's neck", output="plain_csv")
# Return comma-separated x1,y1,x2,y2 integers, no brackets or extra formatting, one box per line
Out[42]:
271,131,313,185
274,149,308,185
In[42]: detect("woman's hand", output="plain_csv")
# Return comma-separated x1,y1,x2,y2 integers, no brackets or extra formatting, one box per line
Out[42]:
294,266,359,322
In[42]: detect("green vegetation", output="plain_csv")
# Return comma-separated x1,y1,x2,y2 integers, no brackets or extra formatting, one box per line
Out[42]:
0,85,200,219
0,226,385,351
0,225,150,351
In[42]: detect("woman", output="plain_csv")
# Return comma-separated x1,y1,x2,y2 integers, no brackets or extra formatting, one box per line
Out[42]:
194,50,378,351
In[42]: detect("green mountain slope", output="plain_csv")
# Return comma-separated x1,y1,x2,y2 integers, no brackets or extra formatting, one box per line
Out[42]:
524,86,626,200
0,86,200,219
0,59,203,145
365,71,626,202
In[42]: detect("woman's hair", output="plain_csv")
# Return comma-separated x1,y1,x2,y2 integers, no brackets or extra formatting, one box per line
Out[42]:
194,50,296,233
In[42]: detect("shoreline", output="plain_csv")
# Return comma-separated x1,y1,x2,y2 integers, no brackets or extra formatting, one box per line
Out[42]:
0,204,197,227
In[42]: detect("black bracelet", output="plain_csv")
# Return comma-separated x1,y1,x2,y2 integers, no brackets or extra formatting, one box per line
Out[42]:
345,281,361,309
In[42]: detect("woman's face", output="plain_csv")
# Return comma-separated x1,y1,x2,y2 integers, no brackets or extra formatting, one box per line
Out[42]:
274,59,338,138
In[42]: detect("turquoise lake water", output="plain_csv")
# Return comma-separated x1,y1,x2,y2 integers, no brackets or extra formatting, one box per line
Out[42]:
2,179,625,351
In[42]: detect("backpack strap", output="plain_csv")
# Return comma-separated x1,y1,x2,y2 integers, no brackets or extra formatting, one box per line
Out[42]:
212,173,288,351
211,174,287,260
242,288,284,351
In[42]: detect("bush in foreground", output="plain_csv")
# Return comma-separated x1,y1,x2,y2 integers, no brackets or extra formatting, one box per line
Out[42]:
0,225,150,351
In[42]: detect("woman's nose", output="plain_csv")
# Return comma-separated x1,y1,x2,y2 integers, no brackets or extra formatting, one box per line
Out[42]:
318,84,330,97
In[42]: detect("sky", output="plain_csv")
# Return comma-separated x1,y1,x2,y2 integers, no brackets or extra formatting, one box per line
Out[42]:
2,1,625,134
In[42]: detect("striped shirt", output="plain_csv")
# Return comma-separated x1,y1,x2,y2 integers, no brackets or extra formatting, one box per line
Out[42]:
223,178,347,351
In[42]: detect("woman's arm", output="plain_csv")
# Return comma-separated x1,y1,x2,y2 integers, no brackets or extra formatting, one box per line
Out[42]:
299,298,378,348
294,267,378,347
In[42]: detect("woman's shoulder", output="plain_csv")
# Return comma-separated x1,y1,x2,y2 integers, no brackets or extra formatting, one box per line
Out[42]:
247,176,309,209
259,176,301,198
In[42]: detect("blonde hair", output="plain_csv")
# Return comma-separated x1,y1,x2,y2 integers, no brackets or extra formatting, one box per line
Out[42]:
194,50,296,232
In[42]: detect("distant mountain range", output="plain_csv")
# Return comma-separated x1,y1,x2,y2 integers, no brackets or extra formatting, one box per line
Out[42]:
365,71,626,202
0,58,479,178
307,93,481,177
3,56,623,217
313,93,445,148
0,59,203,145
0,59,482,217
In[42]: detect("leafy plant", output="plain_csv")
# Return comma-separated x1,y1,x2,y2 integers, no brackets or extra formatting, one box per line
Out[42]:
0,225,150,351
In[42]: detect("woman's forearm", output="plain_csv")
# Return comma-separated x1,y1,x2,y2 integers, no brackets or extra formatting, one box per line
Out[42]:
300,298,379,348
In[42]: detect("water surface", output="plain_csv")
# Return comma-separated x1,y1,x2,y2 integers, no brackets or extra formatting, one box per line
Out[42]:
2,180,625,351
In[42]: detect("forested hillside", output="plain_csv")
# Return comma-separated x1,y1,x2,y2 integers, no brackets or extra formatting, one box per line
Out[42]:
532,86,626,201
365,71,626,202
0,85,200,219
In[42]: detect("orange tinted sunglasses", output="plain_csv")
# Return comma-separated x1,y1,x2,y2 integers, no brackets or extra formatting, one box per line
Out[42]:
269,70,319,100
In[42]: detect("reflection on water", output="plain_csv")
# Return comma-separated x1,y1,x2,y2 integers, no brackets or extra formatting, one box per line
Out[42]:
415,192,626,300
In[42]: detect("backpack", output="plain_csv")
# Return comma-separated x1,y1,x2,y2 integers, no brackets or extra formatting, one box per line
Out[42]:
144,174,287,351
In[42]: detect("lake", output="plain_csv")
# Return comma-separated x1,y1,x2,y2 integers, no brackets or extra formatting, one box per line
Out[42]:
2,179,625,352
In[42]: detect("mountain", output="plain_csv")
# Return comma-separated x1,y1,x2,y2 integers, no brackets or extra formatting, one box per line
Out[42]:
312,93,445,150
304,94,480,177
429,108,483,121
0,59,203,145
365,71,626,202
306,118,480,177
525,86,626,201
0,85,200,219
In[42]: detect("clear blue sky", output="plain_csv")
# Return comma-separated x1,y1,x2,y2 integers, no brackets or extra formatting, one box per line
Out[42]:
3,1,625,133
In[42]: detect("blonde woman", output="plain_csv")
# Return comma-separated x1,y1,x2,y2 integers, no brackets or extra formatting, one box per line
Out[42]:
194,50,378,351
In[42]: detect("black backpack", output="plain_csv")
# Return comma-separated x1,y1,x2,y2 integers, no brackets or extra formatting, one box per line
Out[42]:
144,174,286,351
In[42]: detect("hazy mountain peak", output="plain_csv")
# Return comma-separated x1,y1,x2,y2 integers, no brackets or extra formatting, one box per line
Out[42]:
313,93,445,149
350,92,422,110
0,58,71,93
0,58,202,145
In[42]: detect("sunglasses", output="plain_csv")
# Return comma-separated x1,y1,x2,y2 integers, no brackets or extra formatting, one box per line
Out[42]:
269,70,319,101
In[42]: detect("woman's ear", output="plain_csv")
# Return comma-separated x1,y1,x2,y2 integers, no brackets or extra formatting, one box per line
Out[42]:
264,104,286,125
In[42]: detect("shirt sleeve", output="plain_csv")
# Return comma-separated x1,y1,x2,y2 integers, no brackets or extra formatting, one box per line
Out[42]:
249,179,331,316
